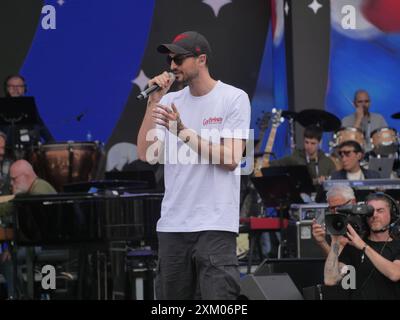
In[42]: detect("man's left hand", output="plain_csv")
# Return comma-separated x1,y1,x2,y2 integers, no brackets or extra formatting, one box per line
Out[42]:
152,103,185,135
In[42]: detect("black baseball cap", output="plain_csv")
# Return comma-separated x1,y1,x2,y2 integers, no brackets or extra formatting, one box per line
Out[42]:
157,31,211,57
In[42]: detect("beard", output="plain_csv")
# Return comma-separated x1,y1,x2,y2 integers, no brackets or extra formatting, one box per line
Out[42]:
175,69,199,86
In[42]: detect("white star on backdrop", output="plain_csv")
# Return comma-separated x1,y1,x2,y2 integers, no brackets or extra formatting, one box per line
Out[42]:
308,0,322,14
284,2,290,16
202,0,232,17
132,70,150,92
57,0,65,6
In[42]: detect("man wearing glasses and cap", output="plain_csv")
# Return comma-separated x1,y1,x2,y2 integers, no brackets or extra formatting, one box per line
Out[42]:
137,31,251,300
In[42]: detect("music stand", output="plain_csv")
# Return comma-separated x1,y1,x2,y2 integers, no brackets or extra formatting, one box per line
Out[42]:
0,97,40,153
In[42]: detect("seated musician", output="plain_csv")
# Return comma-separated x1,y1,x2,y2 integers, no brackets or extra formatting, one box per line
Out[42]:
269,125,336,185
331,140,380,180
3,74,54,144
341,90,387,151
0,159,56,299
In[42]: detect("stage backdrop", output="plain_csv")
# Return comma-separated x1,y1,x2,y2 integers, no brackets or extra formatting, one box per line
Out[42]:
325,0,400,151
2,0,400,171
1,0,271,171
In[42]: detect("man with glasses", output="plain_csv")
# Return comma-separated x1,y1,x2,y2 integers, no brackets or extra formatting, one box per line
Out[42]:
137,31,250,299
312,184,357,256
3,75,27,98
0,159,56,299
331,140,380,180
342,90,387,151
324,193,400,299
2,74,54,145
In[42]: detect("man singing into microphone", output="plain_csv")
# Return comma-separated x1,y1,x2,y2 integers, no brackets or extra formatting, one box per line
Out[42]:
324,193,400,299
341,90,387,151
137,31,250,300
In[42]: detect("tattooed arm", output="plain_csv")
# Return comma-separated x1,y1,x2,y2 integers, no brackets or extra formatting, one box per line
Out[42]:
324,236,347,286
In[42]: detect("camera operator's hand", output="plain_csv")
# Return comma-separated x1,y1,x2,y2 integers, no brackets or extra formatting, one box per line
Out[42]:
312,219,326,244
312,219,332,257
346,224,366,250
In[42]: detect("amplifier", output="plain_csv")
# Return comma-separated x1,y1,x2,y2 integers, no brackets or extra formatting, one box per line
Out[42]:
286,219,326,258
290,203,328,222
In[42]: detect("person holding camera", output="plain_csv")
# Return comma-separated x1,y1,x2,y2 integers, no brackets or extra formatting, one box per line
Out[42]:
324,193,400,299
312,184,357,256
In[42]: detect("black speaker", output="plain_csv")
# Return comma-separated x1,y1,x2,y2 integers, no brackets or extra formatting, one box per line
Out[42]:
254,258,325,292
240,273,303,300
302,285,351,300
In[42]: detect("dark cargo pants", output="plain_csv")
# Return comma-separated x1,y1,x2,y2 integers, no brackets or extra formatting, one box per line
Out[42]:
155,231,240,300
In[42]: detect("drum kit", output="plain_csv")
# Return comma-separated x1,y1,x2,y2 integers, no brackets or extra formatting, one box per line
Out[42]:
279,109,400,170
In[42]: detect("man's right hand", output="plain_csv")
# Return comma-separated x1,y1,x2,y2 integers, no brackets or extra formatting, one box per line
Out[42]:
312,219,327,244
147,72,175,105
354,106,365,128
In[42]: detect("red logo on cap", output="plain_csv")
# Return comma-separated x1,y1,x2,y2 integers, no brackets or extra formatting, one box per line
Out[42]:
195,46,201,53
173,33,189,43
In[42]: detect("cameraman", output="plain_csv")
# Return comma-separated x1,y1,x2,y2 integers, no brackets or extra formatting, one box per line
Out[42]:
312,184,356,256
324,193,400,299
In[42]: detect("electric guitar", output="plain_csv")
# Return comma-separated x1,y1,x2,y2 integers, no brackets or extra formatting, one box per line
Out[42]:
254,112,270,154
253,109,283,177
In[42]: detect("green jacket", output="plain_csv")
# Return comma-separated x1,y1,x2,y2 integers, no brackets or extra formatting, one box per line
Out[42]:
269,149,336,180
0,178,56,219
29,178,57,195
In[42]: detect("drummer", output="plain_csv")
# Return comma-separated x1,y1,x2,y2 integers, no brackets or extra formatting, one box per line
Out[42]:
270,125,336,185
341,90,387,150
3,74,54,144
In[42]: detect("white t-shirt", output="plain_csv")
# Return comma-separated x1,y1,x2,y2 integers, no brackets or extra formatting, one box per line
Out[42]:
346,170,365,180
155,80,251,233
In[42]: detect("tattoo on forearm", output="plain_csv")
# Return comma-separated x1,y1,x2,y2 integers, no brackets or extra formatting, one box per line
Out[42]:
324,242,341,283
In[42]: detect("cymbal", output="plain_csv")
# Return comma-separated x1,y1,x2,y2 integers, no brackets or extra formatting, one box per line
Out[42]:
296,109,341,132
391,112,400,119
281,111,297,120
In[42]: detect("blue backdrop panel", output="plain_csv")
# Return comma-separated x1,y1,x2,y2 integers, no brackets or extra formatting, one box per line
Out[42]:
21,0,155,142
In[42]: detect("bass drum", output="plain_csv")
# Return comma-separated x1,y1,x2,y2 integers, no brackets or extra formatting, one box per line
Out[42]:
31,141,103,192
371,127,398,156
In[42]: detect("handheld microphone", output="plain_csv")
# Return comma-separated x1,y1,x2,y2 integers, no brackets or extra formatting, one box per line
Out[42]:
136,72,175,100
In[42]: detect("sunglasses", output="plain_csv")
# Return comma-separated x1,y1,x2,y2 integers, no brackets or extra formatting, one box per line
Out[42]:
338,150,357,158
167,53,195,66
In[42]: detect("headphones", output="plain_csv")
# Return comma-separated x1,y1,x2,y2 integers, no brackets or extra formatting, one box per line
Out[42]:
366,192,400,233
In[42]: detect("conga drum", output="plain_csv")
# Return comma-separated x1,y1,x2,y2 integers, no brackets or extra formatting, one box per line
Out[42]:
31,141,102,192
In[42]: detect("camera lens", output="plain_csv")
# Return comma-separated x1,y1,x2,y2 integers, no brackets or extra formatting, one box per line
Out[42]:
332,216,345,231
325,213,348,235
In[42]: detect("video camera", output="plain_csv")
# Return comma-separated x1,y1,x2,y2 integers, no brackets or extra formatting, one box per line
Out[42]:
325,204,374,236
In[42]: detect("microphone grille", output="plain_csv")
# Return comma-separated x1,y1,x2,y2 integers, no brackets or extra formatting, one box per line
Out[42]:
168,72,176,82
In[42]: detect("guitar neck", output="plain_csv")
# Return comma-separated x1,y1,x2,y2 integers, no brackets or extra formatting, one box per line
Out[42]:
264,126,278,156
255,129,266,153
